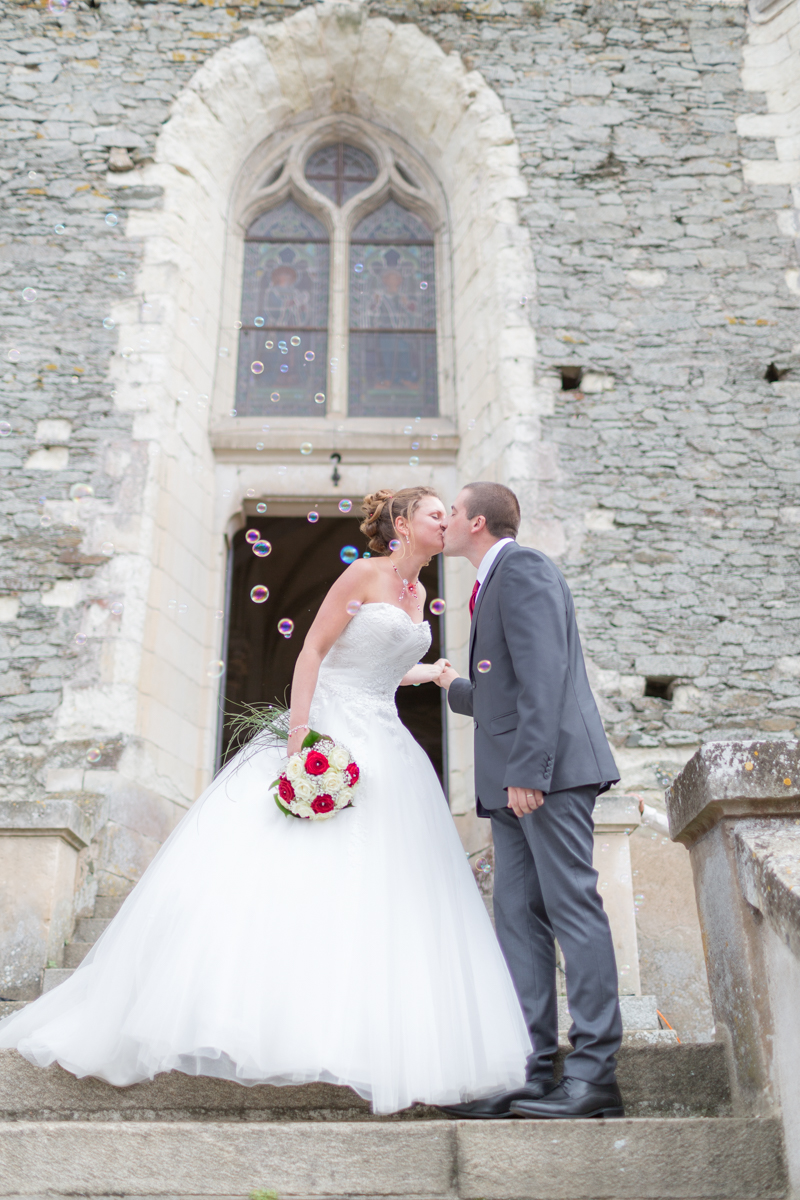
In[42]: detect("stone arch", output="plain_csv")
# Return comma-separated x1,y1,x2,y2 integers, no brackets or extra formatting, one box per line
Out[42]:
99,1,536,812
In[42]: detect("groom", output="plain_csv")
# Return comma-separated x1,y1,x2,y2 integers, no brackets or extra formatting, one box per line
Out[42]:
437,482,624,1119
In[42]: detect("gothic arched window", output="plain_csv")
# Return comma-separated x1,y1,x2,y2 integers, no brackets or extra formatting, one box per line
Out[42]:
233,136,441,420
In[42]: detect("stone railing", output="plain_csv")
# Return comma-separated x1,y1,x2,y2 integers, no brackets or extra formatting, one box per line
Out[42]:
666,741,800,1195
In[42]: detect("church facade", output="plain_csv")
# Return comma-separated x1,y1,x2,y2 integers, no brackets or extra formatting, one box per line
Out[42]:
0,0,798,1030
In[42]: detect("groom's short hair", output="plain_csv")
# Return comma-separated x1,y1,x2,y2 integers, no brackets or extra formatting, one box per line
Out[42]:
463,482,520,539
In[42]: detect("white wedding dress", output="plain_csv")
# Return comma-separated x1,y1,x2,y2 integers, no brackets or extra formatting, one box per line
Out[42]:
0,603,530,1113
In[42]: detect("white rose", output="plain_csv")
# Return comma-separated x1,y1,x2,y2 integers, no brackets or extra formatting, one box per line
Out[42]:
311,809,337,821
294,802,314,820
336,787,355,809
320,767,345,794
286,757,304,781
293,776,316,803
329,746,349,771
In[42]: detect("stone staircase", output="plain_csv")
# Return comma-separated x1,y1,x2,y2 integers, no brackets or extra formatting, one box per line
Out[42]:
0,897,788,1198
0,1040,788,1198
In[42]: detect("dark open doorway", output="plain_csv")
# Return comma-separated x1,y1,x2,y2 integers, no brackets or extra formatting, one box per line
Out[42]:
220,507,446,790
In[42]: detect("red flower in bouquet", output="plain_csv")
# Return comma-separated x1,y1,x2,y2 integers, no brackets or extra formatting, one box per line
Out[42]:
311,794,335,814
305,749,329,776
345,762,359,786
278,775,295,803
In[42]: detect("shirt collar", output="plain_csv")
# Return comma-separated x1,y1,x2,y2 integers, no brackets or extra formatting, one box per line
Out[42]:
476,537,515,587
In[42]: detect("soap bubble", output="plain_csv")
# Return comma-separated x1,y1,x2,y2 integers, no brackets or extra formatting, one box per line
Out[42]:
256,502,267,514
102,317,115,330
253,540,272,557
218,347,229,358
430,598,446,615
206,660,225,677
475,857,492,874
314,392,325,404
420,281,428,290
278,340,288,352
346,600,363,617
270,391,280,403
70,483,94,502
256,442,264,451
54,223,65,235
477,660,492,673
354,263,364,273
246,488,255,498
300,443,312,455
363,552,371,558
121,347,133,359
280,364,288,373
468,419,476,430
290,336,301,347
40,514,51,526
340,545,358,564
338,499,352,513
178,603,187,615
254,316,265,328
404,426,413,435
110,602,123,616
105,213,118,227
101,542,114,556
411,441,420,450
250,585,269,603
245,529,260,544
22,288,36,303
0,422,10,437
409,456,419,467
307,511,319,524
86,747,102,764
330,357,338,367
305,350,315,362
74,633,86,646
265,340,274,350
7,349,20,363
277,618,294,637
251,361,264,375
389,539,401,552
276,464,287,475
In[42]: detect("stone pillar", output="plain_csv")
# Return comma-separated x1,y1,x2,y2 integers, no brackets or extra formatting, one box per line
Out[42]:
594,792,642,995
0,801,92,1000
666,740,800,1121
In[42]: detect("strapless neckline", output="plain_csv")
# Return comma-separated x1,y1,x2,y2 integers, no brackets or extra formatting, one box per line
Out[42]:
357,601,430,629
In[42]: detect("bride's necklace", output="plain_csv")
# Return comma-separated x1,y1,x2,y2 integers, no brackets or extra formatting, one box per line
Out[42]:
391,562,422,615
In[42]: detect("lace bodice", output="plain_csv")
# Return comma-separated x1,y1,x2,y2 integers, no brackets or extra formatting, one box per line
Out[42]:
315,603,431,715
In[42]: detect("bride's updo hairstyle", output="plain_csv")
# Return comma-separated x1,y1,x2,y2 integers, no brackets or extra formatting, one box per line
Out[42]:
360,487,440,555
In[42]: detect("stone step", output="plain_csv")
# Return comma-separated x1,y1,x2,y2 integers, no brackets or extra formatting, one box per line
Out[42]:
0,1115,786,1198
63,942,92,969
0,1001,26,1020
92,896,126,919
74,917,112,943
558,994,661,1032
0,1043,731,1120
41,968,74,994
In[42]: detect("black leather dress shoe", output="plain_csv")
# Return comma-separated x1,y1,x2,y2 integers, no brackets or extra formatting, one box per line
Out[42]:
509,1076,624,1119
437,1079,556,1119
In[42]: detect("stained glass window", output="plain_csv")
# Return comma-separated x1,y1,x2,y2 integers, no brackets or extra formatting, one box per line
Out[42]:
305,143,377,206
235,200,329,417
348,200,438,418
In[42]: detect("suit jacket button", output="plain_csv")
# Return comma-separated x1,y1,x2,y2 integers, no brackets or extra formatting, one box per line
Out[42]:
474,720,478,730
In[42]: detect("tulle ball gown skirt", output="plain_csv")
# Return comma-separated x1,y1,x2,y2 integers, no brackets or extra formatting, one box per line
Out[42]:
0,638,530,1113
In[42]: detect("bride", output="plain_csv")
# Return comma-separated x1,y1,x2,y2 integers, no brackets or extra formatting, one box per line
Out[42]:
0,486,530,1114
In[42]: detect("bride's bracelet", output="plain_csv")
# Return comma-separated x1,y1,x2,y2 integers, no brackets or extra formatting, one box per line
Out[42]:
288,723,310,737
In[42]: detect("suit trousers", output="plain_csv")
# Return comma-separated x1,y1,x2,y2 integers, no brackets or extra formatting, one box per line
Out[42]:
489,784,623,1085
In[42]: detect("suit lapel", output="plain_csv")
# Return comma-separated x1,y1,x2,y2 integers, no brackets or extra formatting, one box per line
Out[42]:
468,541,516,671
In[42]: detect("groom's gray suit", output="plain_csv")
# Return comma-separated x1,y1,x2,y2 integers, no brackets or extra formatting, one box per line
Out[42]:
448,540,623,1085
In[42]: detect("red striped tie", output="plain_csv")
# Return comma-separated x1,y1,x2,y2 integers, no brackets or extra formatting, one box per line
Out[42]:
469,580,480,618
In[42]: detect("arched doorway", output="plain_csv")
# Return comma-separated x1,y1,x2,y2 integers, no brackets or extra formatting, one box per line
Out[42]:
220,508,446,789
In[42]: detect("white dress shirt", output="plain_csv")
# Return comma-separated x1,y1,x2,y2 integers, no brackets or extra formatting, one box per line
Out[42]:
475,537,515,591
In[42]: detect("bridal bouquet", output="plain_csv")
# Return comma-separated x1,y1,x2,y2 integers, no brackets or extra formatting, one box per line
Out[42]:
273,730,360,821
224,703,360,822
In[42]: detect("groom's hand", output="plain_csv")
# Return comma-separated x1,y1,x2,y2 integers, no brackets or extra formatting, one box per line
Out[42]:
435,665,460,690
507,786,545,816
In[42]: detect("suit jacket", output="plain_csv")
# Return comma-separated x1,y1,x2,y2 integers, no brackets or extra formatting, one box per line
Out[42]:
448,541,619,811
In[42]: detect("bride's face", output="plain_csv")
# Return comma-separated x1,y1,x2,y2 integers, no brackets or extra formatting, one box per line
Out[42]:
399,495,448,557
